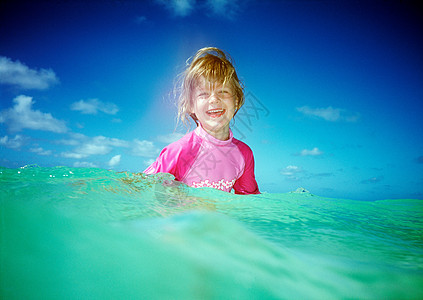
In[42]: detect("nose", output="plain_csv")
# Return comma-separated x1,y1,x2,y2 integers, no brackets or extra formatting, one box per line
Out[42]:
209,91,222,103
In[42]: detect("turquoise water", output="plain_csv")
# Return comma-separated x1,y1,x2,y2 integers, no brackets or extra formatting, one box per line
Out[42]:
1,166,422,299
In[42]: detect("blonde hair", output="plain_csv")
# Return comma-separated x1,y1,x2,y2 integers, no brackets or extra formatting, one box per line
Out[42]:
176,47,244,128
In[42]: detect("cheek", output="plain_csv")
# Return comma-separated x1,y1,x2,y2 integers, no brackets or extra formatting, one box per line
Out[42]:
195,98,209,111
189,98,198,113
229,98,237,111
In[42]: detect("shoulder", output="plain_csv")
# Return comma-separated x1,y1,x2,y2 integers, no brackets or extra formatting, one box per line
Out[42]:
163,131,197,152
160,130,201,163
232,138,254,157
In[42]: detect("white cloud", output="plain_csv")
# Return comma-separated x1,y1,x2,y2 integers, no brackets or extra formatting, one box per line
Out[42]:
30,147,52,156
156,132,184,144
0,56,59,90
361,176,384,184
57,133,84,146
155,0,195,17
144,158,156,166
135,16,147,24
0,95,67,133
296,106,360,122
61,135,129,159
155,0,242,18
205,0,241,18
281,165,303,181
0,135,26,149
58,133,158,165
132,139,160,157
62,152,86,159
70,99,119,115
71,143,109,157
281,165,302,176
73,161,98,168
281,165,335,182
300,147,323,156
108,154,121,167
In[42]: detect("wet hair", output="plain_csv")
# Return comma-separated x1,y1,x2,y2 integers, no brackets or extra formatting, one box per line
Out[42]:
176,47,244,128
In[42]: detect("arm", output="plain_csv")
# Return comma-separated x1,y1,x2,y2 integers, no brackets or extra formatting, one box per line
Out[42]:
144,131,200,182
143,146,178,177
233,142,260,195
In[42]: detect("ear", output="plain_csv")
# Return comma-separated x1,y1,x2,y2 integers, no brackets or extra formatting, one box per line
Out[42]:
188,103,197,119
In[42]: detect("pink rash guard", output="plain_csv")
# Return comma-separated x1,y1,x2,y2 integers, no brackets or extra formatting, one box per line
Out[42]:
144,126,260,195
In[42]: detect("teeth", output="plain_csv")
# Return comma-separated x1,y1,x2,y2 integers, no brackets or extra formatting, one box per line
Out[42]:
207,109,223,113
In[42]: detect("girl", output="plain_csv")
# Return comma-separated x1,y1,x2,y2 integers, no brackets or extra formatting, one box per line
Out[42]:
144,47,259,195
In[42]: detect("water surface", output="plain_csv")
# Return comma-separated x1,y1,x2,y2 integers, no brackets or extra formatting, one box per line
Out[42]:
1,166,422,299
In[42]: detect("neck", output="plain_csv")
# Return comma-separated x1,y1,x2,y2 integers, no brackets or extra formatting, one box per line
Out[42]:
202,126,230,141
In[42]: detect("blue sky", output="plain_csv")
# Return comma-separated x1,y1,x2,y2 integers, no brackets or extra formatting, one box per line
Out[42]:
1,0,422,200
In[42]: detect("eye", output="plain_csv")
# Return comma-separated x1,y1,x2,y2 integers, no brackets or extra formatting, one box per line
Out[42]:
198,92,209,98
219,89,231,97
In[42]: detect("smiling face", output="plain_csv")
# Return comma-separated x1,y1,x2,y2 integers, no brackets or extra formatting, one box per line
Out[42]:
190,77,237,140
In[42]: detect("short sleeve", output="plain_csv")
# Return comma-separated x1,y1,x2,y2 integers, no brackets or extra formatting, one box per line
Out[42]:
143,131,199,182
143,146,179,178
233,141,260,195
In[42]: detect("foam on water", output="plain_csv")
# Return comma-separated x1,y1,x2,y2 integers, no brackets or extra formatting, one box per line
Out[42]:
1,166,423,299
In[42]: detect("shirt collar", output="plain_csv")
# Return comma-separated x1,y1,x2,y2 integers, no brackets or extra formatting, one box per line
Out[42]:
195,125,233,146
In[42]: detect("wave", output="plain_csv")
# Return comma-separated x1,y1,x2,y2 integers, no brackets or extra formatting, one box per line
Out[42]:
1,166,422,298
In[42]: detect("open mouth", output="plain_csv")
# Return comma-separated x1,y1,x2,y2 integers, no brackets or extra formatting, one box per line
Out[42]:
206,109,226,118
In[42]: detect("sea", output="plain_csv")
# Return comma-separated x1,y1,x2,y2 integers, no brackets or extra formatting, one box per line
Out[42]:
1,165,422,299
